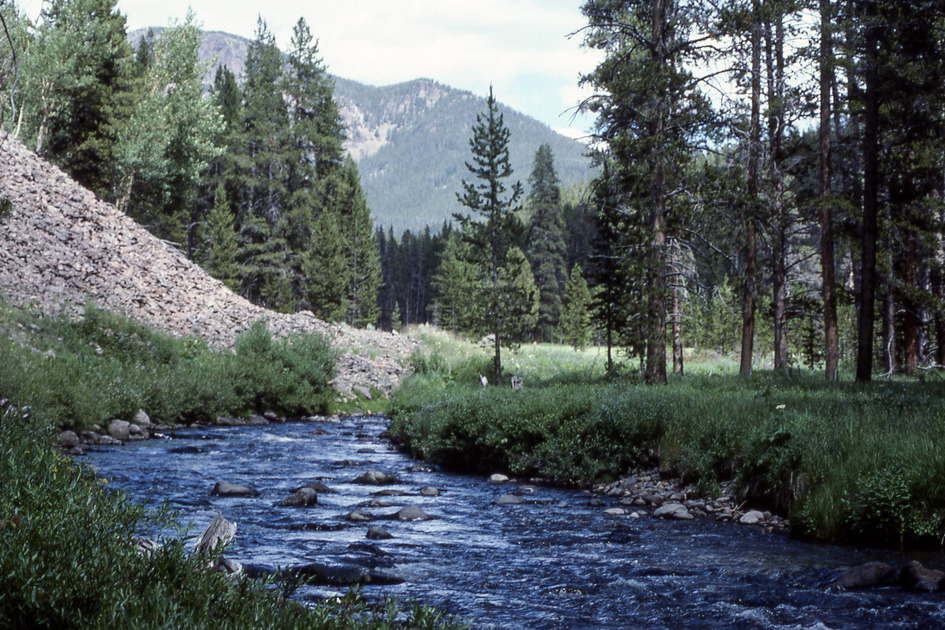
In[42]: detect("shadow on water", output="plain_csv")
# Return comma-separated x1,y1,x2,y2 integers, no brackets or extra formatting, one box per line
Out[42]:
86,416,945,629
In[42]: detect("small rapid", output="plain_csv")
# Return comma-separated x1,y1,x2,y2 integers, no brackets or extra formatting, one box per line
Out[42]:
85,416,945,629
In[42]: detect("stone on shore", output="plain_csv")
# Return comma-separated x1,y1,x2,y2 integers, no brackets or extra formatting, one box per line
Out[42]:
739,510,766,525
58,430,80,450
107,419,130,441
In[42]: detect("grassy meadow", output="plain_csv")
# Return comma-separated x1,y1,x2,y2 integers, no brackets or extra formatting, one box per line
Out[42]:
389,326,945,549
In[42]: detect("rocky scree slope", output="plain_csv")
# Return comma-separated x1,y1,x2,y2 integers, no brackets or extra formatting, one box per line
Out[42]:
0,135,416,400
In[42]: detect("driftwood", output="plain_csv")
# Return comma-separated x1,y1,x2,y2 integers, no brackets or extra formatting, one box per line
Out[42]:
193,515,237,556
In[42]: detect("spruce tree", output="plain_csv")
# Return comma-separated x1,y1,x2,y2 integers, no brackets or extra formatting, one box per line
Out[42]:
203,183,240,292
455,87,523,384
498,247,540,344
526,143,567,342
432,233,482,334
338,158,381,328
303,209,347,322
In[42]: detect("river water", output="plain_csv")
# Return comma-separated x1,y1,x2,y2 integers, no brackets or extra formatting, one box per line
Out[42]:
85,415,945,629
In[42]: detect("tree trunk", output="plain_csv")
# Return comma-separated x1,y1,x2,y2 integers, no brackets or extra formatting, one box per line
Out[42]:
902,235,919,375
740,0,762,377
856,1,880,383
645,0,668,386
670,238,684,375
820,0,840,380
767,15,789,373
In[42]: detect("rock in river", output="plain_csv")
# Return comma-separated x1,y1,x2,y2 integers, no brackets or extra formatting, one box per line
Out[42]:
367,526,394,540
278,487,318,507
834,562,896,590
495,494,527,505
900,561,945,592
210,482,260,498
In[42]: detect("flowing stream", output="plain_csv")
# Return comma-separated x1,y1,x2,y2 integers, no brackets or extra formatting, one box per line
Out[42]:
85,415,945,629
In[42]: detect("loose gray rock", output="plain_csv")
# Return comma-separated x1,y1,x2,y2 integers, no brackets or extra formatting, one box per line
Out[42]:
604,508,628,516
133,409,150,427
834,562,896,590
396,506,432,521
420,486,440,496
210,482,260,498
278,487,318,507
354,470,398,485
127,423,148,440
495,494,527,505
739,510,766,525
353,385,373,400
488,473,510,484
367,526,394,540
653,503,694,520
107,419,130,441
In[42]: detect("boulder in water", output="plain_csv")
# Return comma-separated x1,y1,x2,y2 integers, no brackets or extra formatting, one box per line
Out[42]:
211,481,260,498
346,509,375,522
495,494,526,505
367,526,394,540
420,486,440,496
899,561,944,592
396,506,432,521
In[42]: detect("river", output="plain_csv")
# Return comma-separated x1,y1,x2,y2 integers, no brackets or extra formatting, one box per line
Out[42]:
85,415,945,629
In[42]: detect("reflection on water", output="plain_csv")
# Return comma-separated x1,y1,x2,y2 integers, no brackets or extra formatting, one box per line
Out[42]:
86,416,945,629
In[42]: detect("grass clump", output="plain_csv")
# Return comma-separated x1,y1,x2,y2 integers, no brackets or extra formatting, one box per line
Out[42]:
389,329,945,548
0,404,467,629
0,301,337,428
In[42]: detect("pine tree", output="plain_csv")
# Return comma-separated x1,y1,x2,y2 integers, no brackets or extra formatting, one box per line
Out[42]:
203,183,240,292
238,18,292,310
526,143,567,342
562,264,593,351
454,87,523,384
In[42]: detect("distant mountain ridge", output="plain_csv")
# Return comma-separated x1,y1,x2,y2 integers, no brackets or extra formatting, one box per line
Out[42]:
129,28,594,234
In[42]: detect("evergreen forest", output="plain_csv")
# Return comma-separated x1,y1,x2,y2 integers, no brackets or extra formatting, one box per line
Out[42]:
2,0,945,384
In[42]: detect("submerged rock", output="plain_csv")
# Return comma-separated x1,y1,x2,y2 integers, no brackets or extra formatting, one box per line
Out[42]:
834,562,897,590
495,494,527,505
420,486,440,497
354,470,398,485
346,509,375,522
295,480,334,494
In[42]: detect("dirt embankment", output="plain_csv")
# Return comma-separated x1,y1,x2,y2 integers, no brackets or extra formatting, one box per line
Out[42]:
0,134,416,399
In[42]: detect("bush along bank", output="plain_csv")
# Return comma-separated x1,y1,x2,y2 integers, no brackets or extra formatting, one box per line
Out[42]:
0,301,337,430
387,366,945,549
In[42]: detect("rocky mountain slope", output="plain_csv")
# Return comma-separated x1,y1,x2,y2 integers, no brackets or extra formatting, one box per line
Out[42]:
130,28,593,234
0,135,416,399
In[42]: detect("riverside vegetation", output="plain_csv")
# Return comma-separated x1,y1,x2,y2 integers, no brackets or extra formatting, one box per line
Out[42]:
0,300,465,629
389,327,945,550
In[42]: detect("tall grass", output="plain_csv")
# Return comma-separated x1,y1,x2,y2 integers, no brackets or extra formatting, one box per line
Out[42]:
389,330,945,548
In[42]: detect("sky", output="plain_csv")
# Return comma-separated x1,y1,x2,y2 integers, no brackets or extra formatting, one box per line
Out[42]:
17,0,604,139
